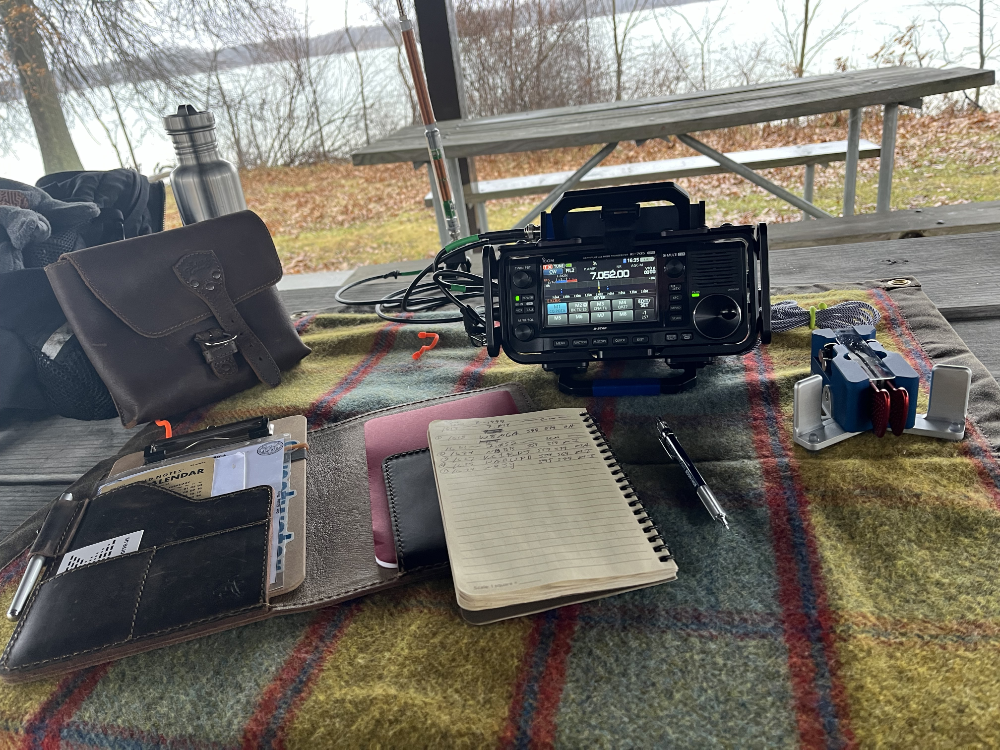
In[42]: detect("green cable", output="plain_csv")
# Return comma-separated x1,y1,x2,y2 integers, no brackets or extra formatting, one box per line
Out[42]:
395,235,479,277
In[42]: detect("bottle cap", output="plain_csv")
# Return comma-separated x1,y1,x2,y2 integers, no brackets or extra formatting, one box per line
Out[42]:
162,105,215,135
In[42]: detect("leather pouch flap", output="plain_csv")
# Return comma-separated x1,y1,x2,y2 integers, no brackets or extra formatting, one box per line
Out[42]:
50,211,281,338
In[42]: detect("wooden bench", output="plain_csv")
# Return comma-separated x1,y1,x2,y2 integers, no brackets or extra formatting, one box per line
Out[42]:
425,140,880,219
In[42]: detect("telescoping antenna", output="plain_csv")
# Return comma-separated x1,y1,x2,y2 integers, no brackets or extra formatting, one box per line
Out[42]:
395,0,462,241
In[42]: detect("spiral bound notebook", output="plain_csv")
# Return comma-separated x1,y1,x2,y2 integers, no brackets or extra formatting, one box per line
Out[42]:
427,408,678,624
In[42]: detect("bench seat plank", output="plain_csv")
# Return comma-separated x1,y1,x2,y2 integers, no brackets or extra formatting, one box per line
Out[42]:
428,139,880,206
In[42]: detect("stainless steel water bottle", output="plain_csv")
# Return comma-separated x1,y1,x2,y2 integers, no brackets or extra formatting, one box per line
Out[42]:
163,105,247,225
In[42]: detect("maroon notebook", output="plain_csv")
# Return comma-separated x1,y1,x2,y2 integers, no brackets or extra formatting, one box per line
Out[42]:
364,390,520,567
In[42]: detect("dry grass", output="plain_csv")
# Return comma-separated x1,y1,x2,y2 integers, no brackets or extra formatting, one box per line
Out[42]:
161,108,1000,273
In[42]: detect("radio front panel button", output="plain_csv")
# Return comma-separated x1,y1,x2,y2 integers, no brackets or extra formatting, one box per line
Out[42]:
635,308,656,322
612,310,634,322
632,335,650,344
552,339,570,349
669,293,683,302
681,332,694,341
568,301,590,313
669,314,683,322
548,314,568,326
521,294,535,302
665,333,678,341
591,311,612,323
612,298,634,310
669,304,682,311
572,338,589,347
635,297,654,309
669,284,682,292
589,300,611,312
568,313,590,325
546,302,568,315
591,337,609,346
612,336,630,345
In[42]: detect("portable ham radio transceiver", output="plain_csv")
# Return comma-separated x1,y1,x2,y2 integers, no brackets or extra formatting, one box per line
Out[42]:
482,183,771,394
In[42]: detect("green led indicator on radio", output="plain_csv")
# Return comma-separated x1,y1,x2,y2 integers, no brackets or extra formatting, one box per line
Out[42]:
515,295,520,301
691,292,700,298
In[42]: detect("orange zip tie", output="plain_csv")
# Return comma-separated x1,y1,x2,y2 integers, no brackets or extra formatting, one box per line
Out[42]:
412,331,440,360
154,419,173,438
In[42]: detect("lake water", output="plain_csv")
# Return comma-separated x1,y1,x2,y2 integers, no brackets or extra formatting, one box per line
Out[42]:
1,0,994,185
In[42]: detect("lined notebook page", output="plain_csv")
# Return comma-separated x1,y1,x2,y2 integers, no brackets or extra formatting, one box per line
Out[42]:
428,409,675,610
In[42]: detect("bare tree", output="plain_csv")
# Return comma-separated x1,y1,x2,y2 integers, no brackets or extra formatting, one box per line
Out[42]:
609,0,650,100
365,0,419,123
0,0,295,173
656,1,729,90
926,0,1000,106
774,0,861,77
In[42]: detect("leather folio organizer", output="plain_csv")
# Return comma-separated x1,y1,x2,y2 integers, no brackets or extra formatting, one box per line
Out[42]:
0,384,534,683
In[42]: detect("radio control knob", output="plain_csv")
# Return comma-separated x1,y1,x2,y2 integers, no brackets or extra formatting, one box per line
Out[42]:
665,258,685,278
514,323,535,341
512,270,534,288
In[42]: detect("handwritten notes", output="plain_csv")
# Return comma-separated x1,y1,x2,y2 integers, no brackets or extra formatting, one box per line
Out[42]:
428,409,677,612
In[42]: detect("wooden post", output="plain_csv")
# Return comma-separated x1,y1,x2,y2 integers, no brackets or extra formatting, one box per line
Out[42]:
843,107,861,216
877,103,898,214
413,0,482,233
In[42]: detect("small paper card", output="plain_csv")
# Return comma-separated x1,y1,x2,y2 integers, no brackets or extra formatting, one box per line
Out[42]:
56,531,144,575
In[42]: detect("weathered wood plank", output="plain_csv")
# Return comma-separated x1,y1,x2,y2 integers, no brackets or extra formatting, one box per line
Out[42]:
425,140,880,205
0,485,62,541
769,202,1000,249
768,231,1000,319
0,413,134,479
353,67,995,164
950,319,1000,377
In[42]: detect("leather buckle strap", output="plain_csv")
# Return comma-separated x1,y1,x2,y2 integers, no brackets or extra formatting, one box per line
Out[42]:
193,328,239,379
174,250,281,387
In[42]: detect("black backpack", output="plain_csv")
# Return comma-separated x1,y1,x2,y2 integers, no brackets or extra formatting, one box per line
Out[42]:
0,169,166,421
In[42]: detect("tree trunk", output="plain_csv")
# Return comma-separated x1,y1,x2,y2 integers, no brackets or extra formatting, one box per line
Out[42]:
1,0,84,174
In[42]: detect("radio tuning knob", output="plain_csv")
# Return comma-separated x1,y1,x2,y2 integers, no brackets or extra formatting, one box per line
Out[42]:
514,323,535,341
665,258,685,278
512,270,534,288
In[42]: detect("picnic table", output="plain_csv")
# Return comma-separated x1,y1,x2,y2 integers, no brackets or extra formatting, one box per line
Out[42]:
353,66,995,237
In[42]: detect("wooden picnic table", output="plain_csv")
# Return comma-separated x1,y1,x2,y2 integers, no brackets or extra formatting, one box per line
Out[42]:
353,66,995,237
2,229,998,541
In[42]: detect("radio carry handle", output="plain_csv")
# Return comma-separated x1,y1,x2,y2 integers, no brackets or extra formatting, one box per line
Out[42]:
549,182,695,239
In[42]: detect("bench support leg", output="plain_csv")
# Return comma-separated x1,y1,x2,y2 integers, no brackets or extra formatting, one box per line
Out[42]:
677,134,834,219
474,201,489,232
877,103,898,214
802,163,815,221
513,142,619,229
426,162,450,247
843,107,861,216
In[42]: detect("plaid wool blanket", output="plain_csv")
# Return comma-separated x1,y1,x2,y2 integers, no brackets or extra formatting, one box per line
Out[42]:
0,279,998,748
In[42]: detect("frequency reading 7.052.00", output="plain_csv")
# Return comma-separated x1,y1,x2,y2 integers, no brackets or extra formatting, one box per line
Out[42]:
591,269,630,280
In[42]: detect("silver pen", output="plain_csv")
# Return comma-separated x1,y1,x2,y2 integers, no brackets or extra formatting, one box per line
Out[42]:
656,421,729,529
6,492,72,620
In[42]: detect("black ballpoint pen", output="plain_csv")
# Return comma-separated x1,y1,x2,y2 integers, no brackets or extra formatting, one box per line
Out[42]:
656,420,729,529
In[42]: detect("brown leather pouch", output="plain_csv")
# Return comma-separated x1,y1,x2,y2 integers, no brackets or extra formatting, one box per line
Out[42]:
45,211,310,427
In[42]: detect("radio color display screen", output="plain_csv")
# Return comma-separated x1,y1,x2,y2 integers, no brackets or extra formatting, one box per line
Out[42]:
541,253,658,327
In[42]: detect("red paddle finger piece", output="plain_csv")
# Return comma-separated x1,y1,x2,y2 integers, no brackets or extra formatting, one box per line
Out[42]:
412,331,440,360
870,382,890,438
887,381,909,436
